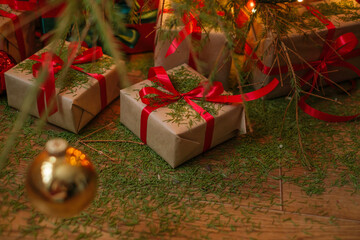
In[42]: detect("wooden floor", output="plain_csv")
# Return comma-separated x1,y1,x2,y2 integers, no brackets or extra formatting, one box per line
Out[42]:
1,54,360,240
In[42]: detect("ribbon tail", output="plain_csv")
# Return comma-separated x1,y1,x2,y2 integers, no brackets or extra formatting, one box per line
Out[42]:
206,78,279,103
298,96,359,122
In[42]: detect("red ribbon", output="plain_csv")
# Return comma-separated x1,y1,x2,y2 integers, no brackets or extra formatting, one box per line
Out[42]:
245,4,360,122
0,0,65,18
161,9,201,70
0,0,38,11
29,43,108,116
0,8,26,60
139,66,279,151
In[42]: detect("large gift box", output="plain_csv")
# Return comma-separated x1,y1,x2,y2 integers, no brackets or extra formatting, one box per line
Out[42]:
154,0,232,89
115,0,159,54
5,41,120,133
246,0,360,99
120,64,246,168
0,4,36,63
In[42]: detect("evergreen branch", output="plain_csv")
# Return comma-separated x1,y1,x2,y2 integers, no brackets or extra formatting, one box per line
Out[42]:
87,0,128,88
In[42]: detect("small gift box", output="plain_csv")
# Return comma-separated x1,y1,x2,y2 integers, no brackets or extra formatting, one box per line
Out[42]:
0,4,36,63
115,0,159,54
121,63,279,167
5,41,120,133
154,0,232,89
246,0,360,99
120,64,247,167
120,64,246,168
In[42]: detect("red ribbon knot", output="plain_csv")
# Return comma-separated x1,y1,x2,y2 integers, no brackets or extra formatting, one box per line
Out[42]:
139,66,279,151
245,4,360,122
29,43,108,116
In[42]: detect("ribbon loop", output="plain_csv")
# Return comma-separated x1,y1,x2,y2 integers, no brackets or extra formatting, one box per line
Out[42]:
245,4,360,122
140,66,279,151
30,44,108,116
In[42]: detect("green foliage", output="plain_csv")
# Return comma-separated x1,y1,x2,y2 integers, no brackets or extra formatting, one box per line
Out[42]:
15,42,114,94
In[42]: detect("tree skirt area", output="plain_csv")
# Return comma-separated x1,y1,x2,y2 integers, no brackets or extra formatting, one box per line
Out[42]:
1,53,360,240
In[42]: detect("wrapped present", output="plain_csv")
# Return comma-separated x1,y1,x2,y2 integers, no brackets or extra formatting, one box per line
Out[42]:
246,0,360,100
0,4,36,63
5,41,121,133
115,0,159,54
38,0,65,35
120,64,279,167
154,0,232,89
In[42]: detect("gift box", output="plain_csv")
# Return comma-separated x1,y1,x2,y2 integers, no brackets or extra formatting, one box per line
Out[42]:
38,0,65,35
5,41,121,133
120,64,246,168
0,4,36,63
115,0,159,54
154,0,232,89
246,0,360,99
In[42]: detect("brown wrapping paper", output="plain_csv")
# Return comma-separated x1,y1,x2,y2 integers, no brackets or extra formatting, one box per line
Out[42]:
5,42,120,133
247,0,360,99
120,64,246,168
154,0,232,89
0,5,36,63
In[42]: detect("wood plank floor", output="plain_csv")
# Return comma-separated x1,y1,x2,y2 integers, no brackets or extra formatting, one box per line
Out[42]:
1,54,360,239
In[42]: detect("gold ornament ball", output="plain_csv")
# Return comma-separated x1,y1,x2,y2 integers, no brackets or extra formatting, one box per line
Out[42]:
25,139,97,218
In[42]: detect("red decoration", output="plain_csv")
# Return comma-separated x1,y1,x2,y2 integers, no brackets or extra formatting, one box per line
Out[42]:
29,43,108,116
244,4,360,122
139,66,279,150
0,8,26,60
0,0,38,11
0,50,16,92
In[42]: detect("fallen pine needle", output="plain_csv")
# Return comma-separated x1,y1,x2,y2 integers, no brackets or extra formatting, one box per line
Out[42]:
79,140,117,162
81,139,145,145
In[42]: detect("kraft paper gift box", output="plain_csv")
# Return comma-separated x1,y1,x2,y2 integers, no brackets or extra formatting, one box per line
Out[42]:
246,0,360,99
0,4,36,63
154,0,232,89
120,64,246,168
5,41,120,133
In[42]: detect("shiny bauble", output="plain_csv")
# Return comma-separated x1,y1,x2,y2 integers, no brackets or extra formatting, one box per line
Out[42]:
25,139,97,218
0,50,16,93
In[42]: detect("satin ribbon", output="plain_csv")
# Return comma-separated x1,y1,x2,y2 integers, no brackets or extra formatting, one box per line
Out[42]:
139,66,279,151
0,0,38,11
161,10,201,70
0,0,64,18
245,4,360,122
29,43,108,116
0,8,26,60
161,2,249,68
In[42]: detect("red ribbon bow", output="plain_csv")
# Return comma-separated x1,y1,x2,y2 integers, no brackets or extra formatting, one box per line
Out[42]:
139,66,279,151
245,4,360,122
29,43,108,116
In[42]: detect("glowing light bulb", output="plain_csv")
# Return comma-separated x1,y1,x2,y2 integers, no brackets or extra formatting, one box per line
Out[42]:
247,0,256,14
297,0,303,2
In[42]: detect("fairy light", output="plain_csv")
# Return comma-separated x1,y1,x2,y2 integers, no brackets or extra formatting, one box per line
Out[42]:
247,0,256,13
